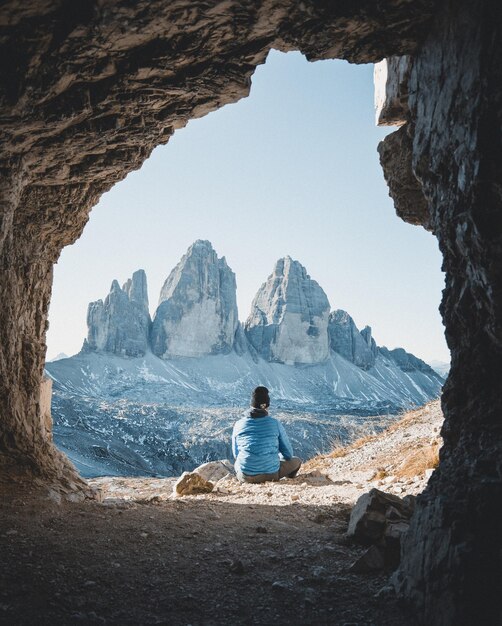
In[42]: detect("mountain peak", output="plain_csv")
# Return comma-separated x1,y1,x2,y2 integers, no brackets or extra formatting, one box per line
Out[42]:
329,310,377,370
158,241,222,307
123,269,149,308
77,242,442,389
274,256,304,275
245,258,330,365
192,239,214,249
151,241,238,358
84,270,151,357
184,239,216,259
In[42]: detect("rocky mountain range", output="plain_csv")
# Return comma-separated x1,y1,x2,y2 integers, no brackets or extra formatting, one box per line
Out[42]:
46,240,443,478
80,239,439,378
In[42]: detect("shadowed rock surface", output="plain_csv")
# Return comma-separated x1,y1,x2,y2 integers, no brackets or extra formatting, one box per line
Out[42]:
387,3,502,624
329,310,378,370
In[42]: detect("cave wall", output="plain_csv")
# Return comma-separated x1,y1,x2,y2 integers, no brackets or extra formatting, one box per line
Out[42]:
376,1,502,622
394,1,502,623
1,0,501,623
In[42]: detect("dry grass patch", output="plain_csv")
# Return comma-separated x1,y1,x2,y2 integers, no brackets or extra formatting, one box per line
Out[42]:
374,467,388,481
303,434,381,471
329,446,349,460
345,433,380,451
327,433,380,460
384,401,440,434
302,400,443,477
395,443,440,479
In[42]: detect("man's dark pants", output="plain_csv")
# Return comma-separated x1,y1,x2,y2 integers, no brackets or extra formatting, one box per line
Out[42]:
235,457,302,483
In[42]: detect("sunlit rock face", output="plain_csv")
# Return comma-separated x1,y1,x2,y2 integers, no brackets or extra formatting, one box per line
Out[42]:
374,56,411,126
328,310,377,370
84,270,151,357
245,257,330,365
150,240,238,358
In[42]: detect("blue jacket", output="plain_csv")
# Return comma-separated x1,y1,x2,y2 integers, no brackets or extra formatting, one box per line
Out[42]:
232,413,294,475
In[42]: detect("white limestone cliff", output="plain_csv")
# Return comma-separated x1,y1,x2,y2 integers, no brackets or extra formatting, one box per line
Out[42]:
150,240,239,358
244,257,330,365
84,269,151,357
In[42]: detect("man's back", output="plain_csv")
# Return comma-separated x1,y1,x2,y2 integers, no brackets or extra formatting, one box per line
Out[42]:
232,414,293,476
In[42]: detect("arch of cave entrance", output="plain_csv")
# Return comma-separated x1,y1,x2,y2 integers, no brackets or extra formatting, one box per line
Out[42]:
0,1,500,624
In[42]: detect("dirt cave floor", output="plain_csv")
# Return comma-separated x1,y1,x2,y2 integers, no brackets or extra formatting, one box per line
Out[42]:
0,481,413,626
1,403,443,625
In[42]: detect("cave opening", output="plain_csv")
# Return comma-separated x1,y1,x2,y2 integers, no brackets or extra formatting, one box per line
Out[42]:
44,49,447,480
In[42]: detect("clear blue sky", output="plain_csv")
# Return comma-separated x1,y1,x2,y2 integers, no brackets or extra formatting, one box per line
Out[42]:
46,50,450,364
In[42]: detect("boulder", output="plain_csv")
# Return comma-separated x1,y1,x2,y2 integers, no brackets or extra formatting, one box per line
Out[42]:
193,460,234,482
347,488,416,569
174,472,214,496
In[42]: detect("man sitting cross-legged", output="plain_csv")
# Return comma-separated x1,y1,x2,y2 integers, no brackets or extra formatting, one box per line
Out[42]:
232,386,302,484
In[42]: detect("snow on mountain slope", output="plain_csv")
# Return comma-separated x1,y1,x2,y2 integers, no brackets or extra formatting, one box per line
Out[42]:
47,348,441,410
46,349,442,478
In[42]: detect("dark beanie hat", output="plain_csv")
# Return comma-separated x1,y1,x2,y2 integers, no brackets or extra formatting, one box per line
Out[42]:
251,386,270,409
